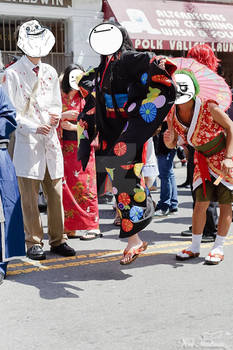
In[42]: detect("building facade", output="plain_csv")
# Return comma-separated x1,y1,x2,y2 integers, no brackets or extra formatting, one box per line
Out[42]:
0,0,103,73
1,0,233,87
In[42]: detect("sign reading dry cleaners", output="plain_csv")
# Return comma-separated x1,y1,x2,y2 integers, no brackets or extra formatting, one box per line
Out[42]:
120,7,233,52
0,0,71,7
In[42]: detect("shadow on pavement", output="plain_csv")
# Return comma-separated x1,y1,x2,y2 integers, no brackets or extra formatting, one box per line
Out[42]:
6,244,205,300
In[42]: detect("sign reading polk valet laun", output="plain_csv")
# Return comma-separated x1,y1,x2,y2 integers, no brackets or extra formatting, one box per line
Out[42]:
0,0,71,7
103,0,233,52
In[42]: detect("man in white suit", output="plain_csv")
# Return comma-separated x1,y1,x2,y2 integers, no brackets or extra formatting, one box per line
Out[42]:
3,19,75,260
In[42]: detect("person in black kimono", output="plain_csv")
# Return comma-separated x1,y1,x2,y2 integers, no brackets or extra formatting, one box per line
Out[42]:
77,22,177,264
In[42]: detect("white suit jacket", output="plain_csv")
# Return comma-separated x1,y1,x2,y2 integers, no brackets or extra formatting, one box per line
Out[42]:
3,55,64,180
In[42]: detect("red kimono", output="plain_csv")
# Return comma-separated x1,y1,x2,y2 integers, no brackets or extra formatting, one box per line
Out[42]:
60,92,99,234
168,97,233,192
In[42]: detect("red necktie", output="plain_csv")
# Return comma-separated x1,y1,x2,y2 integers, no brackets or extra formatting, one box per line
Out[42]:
32,66,39,76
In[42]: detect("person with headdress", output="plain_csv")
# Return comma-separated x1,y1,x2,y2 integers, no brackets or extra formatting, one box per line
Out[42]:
180,44,220,242
59,64,101,240
2,19,75,260
164,57,233,265
77,22,177,264
0,87,25,284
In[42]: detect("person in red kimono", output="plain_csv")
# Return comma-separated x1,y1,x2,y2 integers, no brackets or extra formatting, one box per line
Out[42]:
60,64,101,240
164,63,233,265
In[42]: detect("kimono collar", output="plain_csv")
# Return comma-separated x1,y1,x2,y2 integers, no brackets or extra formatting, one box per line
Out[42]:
187,96,202,146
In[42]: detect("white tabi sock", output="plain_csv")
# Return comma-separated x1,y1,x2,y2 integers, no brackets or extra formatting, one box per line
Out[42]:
211,235,226,255
189,234,202,253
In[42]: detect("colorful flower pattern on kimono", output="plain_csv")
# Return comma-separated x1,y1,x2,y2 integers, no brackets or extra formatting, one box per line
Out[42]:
78,51,177,237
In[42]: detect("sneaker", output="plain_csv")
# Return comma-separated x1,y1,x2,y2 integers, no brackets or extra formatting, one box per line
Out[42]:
201,233,216,243
98,192,114,204
149,185,158,192
181,226,192,237
154,209,169,217
177,182,190,188
169,207,178,215
50,243,76,257
26,244,46,260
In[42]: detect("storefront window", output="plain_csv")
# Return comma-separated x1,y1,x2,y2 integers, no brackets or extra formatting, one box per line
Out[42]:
0,17,65,53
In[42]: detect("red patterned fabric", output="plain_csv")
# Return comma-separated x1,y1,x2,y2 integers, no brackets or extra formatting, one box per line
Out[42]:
168,98,233,189
60,92,99,232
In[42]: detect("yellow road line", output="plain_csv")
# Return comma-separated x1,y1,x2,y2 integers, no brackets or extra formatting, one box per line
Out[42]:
7,237,233,276
8,236,233,268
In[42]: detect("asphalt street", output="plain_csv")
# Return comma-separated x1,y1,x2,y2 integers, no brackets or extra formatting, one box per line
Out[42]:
1,164,233,350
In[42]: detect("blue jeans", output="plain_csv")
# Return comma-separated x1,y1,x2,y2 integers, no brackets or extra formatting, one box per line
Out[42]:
157,149,178,211
0,262,8,276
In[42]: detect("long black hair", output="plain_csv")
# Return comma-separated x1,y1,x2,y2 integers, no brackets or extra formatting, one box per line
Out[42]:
61,63,84,94
98,21,134,69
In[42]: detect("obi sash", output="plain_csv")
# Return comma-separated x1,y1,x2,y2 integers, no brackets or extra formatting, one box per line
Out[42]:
194,132,226,196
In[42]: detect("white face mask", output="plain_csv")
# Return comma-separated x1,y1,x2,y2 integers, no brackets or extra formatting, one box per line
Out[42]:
17,20,55,57
175,73,195,105
69,69,83,90
89,23,123,56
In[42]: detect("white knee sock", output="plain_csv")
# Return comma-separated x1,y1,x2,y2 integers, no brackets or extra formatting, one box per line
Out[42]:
189,234,202,253
211,235,226,255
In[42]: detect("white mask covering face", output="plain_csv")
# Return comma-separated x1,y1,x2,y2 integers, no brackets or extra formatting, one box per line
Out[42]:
89,23,123,56
17,20,55,57
69,69,83,90
175,73,195,105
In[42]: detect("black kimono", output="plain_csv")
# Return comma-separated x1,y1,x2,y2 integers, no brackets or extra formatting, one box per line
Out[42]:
78,51,176,238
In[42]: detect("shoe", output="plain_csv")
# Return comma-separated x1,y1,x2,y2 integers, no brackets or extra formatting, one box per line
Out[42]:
79,231,103,241
120,241,148,265
0,271,5,285
205,252,224,265
26,244,46,260
113,216,121,226
149,185,158,192
154,209,169,217
98,192,114,204
176,249,200,261
181,226,192,237
177,182,190,188
66,230,102,240
50,243,76,256
169,207,178,214
201,233,216,243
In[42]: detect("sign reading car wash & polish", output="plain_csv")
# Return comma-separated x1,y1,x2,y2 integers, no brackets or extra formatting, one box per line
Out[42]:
0,0,71,7
104,0,233,52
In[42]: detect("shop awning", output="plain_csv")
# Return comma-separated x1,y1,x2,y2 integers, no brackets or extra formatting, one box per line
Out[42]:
102,0,233,52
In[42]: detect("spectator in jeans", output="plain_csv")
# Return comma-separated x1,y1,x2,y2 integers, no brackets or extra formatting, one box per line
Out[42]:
154,121,178,217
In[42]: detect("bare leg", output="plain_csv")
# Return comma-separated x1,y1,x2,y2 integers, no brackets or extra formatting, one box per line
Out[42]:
113,208,121,226
192,201,210,234
205,204,232,264
176,200,210,260
217,204,232,236
120,233,144,264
